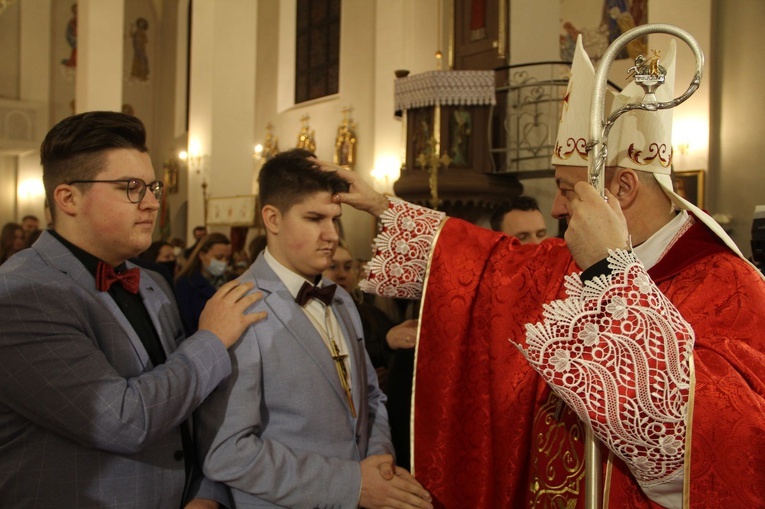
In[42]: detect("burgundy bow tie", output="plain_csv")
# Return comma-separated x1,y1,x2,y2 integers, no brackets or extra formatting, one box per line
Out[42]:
296,281,337,306
96,261,141,294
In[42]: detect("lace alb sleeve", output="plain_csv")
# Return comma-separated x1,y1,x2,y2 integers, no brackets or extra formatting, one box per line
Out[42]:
517,249,694,488
358,197,445,300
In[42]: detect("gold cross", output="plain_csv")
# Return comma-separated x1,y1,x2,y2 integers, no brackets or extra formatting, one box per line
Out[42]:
329,339,356,417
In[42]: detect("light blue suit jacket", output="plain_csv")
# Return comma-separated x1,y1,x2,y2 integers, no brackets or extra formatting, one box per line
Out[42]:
197,253,393,508
0,231,231,508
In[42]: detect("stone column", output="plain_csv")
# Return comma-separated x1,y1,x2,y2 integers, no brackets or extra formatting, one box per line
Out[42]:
186,0,257,238
17,0,52,222
76,0,124,112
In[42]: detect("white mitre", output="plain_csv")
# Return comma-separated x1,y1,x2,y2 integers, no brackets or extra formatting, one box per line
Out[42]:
607,40,745,258
552,36,747,260
551,35,600,167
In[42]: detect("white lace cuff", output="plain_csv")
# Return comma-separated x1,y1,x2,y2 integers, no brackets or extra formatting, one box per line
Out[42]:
517,249,694,487
359,197,445,299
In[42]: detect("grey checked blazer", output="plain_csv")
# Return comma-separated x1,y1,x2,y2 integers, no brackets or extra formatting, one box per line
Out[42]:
196,253,393,508
0,231,231,508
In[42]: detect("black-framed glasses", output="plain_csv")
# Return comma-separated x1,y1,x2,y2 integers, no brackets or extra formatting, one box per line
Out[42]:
67,178,164,204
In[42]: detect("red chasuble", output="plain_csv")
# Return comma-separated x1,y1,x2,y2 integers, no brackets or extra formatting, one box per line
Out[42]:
413,217,765,508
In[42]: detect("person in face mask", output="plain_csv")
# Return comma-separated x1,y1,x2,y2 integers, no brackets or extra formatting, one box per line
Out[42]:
175,232,232,335
139,240,178,272
136,240,178,289
154,242,177,270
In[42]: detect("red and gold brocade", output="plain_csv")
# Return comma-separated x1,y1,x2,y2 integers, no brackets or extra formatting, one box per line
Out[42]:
363,198,765,508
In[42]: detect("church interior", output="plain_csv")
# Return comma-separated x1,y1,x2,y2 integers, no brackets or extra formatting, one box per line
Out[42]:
1,0,763,262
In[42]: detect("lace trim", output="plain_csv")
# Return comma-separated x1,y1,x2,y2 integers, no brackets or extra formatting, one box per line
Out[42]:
517,249,694,486
359,197,445,299
393,70,497,111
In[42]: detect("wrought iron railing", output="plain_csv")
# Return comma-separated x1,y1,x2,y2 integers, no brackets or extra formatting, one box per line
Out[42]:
491,61,621,178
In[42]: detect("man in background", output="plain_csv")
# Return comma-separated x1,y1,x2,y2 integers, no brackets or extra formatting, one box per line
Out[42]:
489,195,548,244
20,214,40,236
185,225,208,258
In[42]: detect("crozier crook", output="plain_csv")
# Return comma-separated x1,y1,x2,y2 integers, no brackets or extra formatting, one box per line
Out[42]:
583,23,704,509
587,24,704,196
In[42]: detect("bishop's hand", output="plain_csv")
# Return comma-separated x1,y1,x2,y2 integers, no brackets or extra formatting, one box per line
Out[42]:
565,182,629,270
311,158,390,217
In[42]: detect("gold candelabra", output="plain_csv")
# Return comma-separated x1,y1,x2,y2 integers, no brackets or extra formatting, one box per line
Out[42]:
297,115,316,153
334,107,357,168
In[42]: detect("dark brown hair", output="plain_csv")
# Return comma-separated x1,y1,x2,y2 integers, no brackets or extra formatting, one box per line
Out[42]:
0,222,24,264
258,148,349,214
140,240,173,262
40,111,148,221
490,195,541,232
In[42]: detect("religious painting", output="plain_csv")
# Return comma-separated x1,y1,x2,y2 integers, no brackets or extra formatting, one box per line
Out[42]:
673,170,704,208
469,0,487,41
408,107,434,171
129,17,150,81
163,159,180,194
559,0,648,62
61,3,77,68
449,108,472,167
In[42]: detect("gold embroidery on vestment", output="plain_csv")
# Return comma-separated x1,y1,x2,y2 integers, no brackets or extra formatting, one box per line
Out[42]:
529,392,586,508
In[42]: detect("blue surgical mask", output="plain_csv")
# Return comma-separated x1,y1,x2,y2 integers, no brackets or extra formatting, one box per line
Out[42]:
206,258,227,277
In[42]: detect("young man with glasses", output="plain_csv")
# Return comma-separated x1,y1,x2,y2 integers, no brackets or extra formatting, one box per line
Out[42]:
0,111,266,509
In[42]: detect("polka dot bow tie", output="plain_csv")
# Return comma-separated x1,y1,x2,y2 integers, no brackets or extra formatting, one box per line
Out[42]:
96,261,140,294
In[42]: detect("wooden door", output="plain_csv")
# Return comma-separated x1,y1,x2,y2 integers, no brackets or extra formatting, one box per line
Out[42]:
453,0,508,70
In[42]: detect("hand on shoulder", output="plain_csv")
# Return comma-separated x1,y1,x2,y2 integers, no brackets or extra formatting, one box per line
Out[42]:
197,280,267,348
